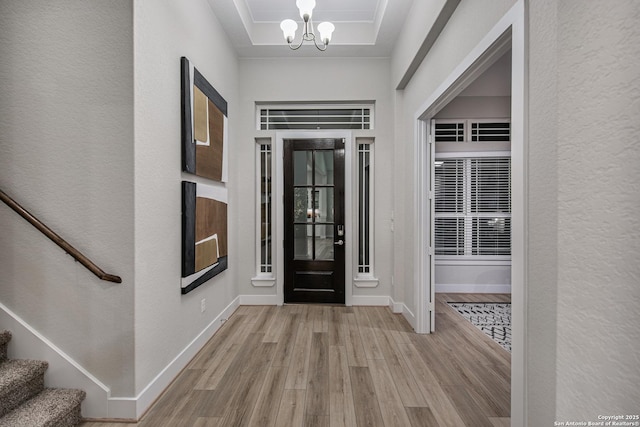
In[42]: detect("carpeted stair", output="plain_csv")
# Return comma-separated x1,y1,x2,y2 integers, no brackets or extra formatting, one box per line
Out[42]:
0,330,85,427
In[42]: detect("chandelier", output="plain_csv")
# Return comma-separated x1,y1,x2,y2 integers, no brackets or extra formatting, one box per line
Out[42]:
279,0,335,51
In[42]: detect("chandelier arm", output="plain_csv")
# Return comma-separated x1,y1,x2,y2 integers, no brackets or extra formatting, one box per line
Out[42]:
312,36,327,51
304,22,327,51
283,13,330,51
288,37,305,50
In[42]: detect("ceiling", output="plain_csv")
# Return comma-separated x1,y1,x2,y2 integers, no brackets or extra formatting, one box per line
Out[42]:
206,0,414,57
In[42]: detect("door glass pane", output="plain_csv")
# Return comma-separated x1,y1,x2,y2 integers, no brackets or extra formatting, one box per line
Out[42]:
294,151,313,186
294,224,313,259
294,188,313,223
314,188,334,223
315,225,334,260
314,151,334,185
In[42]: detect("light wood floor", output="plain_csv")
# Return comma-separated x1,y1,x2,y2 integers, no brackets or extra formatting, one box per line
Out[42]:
82,293,511,427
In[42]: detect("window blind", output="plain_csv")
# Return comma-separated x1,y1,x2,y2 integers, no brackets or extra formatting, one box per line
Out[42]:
435,157,511,256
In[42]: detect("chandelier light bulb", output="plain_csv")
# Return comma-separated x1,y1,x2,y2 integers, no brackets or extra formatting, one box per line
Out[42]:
296,0,315,22
280,19,298,43
317,21,335,45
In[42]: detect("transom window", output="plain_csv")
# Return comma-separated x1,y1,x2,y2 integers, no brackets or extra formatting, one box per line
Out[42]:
258,105,373,130
434,119,510,143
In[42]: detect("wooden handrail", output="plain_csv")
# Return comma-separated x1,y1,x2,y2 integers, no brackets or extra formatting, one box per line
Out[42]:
0,189,122,283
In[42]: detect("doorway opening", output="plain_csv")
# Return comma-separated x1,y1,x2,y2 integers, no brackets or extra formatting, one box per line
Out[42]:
413,1,526,423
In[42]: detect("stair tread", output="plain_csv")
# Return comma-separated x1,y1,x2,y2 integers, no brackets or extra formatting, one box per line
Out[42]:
0,388,86,427
0,359,48,390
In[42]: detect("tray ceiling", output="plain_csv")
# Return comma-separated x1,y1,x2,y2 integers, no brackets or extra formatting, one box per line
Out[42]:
206,0,414,57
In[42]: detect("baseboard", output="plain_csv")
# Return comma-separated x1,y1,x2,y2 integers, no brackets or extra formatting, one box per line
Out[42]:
129,295,241,420
435,284,512,294
239,294,280,305
0,301,110,419
387,297,404,314
350,295,390,306
387,298,416,330
403,307,417,331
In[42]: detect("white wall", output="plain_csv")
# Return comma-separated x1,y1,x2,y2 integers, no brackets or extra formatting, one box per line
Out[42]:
391,0,448,88
529,0,640,421
133,0,239,400
435,96,511,120
236,57,395,303
0,1,136,395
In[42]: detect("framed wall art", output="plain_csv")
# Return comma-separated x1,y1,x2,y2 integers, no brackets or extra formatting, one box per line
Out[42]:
181,56,228,182
181,181,228,294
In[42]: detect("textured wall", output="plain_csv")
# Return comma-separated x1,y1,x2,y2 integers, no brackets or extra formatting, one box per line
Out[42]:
528,0,640,422
0,1,135,395
132,0,239,395
553,0,640,419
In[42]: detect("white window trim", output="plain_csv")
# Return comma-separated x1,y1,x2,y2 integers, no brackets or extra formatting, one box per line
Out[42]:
436,150,511,159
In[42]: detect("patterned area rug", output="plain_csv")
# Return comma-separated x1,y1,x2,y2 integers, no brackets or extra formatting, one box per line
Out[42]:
447,302,511,352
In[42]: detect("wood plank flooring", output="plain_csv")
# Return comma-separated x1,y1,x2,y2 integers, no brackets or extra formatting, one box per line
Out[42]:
82,294,510,427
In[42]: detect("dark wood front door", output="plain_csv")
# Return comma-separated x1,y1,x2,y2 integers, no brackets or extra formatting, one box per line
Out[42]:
284,138,345,304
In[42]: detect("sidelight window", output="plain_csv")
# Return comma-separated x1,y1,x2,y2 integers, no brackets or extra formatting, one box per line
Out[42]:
358,143,372,273
253,139,274,283
354,138,377,287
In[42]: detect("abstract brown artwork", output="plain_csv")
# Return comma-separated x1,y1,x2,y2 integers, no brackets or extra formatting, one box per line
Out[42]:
181,181,228,294
181,56,228,183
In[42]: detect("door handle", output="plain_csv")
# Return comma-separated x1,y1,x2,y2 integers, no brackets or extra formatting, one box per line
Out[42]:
334,239,344,246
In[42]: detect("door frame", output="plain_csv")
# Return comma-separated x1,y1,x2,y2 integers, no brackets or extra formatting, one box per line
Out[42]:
275,131,354,306
412,0,526,424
